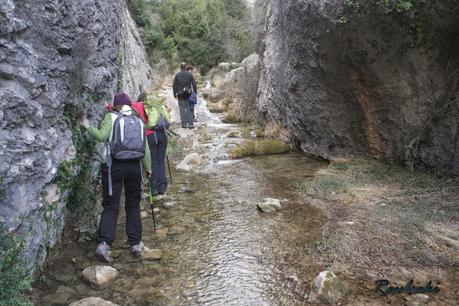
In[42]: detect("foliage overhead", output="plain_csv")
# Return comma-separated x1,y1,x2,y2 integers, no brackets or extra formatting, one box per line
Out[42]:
127,0,255,73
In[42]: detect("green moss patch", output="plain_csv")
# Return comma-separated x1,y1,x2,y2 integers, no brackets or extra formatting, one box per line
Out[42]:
229,140,290,159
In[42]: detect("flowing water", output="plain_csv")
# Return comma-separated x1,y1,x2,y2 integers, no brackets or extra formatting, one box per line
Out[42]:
32,87,329,305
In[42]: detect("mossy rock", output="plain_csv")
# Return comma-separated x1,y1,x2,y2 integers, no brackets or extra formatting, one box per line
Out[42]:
229,140,290,159
222,112,240,124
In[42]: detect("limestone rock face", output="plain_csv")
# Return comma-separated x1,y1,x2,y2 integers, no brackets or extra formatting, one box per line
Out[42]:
258,0,459,174
121,8,153,100
0,0,152,270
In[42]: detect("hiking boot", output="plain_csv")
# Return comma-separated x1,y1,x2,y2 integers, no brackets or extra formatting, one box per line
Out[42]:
95,242,112,263
131,241,144,256
188,125,195,129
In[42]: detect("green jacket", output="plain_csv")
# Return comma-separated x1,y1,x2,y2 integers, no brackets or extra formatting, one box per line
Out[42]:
143,94,170,129
86,109,151,173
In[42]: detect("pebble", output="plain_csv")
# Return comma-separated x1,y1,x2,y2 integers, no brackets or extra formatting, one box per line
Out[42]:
257,198,282,213
162,201,176,210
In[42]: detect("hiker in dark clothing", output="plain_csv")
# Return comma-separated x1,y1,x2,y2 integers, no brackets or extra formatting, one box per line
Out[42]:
133,91,171,199
80,93,151,263
187,65,198,122
173,62,197,128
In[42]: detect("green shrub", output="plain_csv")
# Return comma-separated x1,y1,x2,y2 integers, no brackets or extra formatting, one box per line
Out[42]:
0,224,32,306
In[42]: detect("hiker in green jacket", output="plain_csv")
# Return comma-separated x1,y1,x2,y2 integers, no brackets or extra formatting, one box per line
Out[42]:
80,93,151,263
143,93,170,199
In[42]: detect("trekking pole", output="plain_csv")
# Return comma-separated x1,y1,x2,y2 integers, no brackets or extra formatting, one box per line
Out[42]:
166,155,173,184
167,129,180,138
147,182,157,232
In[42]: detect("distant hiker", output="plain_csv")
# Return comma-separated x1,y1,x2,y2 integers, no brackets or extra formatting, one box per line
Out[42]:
187,65,198,122
173,62,197,128
143,93,171,199
80,92,151,263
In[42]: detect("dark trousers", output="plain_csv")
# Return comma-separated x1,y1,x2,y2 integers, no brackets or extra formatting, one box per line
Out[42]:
190,102,195,120
178,98,193,127
97,161,142,246
148,132,168,194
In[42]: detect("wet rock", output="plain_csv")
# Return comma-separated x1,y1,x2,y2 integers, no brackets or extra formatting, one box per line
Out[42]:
154,227,169,238
82,266,119,288
176,153,203,171
42,286,78,305
258,198,282,213
226,130,242,138
53,273,77,284
179,187,195,193
313,271,344,303
69,297,119,306
162,201,176,210
111,277,134,292
414,294,430,302
142,247,162,260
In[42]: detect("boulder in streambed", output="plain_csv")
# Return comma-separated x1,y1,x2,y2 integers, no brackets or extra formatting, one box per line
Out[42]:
82,266,119,288
258,198,282,213
311,271,346,304
69,297,119,306
176,153,203,171
162,201,176,210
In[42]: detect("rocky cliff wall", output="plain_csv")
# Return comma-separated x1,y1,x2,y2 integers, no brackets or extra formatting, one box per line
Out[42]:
121,7,153,100
0,0,152,270
258,0,459,174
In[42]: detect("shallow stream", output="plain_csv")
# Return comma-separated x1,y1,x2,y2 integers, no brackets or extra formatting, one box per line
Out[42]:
32,88,330,305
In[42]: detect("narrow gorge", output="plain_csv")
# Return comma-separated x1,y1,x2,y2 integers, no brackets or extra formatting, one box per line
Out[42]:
0,0,458,305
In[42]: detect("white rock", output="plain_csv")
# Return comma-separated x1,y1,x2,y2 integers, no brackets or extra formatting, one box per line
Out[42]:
142,248,162,260
314,271,338,295
258,198,282,213
414,294,430,302
176,153,203,171
69,297,119,306
82,266,119,288
162,201,175,210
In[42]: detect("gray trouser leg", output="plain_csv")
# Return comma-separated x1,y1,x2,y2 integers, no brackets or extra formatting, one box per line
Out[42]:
179,99,193,127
